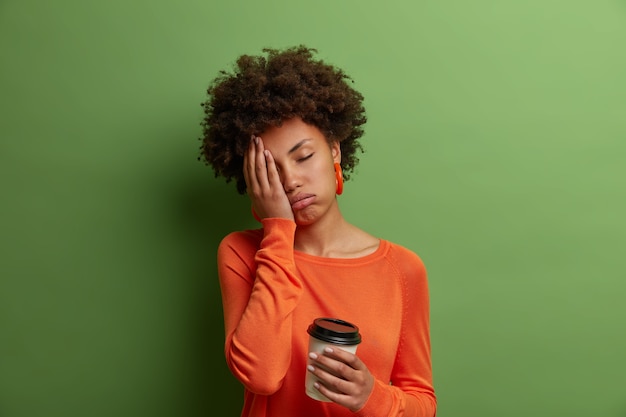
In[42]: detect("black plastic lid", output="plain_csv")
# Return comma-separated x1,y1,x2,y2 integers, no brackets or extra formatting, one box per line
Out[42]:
307,318,362,345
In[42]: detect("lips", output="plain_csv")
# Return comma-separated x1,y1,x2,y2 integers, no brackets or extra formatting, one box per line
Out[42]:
290,193,315,210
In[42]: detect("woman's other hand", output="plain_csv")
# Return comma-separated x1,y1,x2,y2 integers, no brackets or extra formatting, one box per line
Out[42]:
307,347,375,412
243,136,294,221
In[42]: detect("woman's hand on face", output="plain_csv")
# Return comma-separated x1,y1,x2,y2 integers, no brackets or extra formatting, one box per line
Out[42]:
307,347,375,412
243,136,294,221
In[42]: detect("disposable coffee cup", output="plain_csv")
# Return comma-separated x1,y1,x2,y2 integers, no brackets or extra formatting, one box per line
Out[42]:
305,317,362,402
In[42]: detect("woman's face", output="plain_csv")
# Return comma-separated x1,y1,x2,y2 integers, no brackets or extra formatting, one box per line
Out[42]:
259,117,341,225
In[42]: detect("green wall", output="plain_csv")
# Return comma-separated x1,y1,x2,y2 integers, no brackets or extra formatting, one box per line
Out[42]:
1,1,625,416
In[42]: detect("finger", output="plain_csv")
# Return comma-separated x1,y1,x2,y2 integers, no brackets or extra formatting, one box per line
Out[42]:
309,349,373,412
314,380,364,412
321,347,364,371
308,362,354,396
309,351,358,388
244,136,258,190
263,149,282,189
308,357,369,412
314,379,351,402
309,365,365,412
254,136,270,190
243,137,252,189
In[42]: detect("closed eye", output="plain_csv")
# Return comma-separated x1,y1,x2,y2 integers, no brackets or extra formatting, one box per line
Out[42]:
298,153,314,162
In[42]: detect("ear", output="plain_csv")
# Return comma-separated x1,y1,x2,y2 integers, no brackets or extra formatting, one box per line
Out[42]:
330,141,341,164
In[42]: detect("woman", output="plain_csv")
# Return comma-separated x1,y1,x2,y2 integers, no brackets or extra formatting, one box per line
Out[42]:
200,46,436,417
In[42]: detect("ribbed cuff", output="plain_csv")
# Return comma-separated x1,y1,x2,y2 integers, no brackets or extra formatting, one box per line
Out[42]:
354,380,393,417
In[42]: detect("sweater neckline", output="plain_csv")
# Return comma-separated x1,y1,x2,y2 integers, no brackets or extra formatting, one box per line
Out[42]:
293,239,389,265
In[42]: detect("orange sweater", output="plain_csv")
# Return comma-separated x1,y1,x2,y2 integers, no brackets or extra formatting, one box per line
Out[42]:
218,218,436,417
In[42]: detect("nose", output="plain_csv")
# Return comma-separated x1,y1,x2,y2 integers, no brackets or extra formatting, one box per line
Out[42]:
280,167,300,193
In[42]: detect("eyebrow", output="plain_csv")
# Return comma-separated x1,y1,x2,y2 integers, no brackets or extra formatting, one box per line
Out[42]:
288,138,313,154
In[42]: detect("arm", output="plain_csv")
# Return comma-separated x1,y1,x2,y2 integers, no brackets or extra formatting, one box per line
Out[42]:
218,134,302,393
218,218,302,395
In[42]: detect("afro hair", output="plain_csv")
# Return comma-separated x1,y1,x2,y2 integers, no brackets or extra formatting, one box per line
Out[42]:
199,45,367,194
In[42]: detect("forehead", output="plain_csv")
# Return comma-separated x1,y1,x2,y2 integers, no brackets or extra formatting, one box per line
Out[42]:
260,117,327,151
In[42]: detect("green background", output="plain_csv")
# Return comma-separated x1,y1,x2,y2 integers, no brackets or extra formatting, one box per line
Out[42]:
1,1,625,416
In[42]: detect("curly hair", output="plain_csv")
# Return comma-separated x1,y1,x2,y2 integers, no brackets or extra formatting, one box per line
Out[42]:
199,45,367,194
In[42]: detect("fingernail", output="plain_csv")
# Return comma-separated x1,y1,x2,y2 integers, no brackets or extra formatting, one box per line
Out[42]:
314,382,320,389
254,136,259,144
324,347,333,353
307,365,315,372
309,352,318,360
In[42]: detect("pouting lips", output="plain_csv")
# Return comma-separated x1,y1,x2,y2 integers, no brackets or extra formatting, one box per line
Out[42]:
290,194,315,210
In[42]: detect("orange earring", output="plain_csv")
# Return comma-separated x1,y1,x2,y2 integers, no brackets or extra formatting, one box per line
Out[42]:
334,163,344,195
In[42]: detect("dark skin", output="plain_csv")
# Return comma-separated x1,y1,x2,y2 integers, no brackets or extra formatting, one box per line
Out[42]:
308,347,375,412
199,46,367,196
243,117,377,410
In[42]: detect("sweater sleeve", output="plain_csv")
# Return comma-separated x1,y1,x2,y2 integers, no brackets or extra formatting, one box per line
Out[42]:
355,248,437,417
217,218,303,395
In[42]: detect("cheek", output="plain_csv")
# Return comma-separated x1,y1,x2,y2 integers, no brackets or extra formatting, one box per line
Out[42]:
321,165,337,190
306,159,336,190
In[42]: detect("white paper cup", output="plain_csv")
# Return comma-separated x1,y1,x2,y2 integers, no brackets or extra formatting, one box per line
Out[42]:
305,318,362,402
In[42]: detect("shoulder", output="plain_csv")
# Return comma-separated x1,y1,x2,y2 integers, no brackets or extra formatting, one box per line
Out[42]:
383,241,431,313
383,240,428,282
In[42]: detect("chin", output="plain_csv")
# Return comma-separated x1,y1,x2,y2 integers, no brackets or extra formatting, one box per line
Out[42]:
294,217,315,227
294,209,317,226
